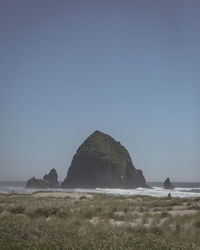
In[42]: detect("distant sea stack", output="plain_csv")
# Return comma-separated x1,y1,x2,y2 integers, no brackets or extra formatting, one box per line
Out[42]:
61,130,149,189
163,177,174,189
26,168,59,188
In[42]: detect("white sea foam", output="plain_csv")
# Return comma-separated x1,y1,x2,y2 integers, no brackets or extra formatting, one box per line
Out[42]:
1,185,200,198
175,187,200,192
71,187,200,198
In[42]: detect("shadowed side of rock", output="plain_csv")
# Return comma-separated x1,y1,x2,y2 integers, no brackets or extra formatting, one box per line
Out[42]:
43,168,59,188
26,168,59,189
61,130,149,189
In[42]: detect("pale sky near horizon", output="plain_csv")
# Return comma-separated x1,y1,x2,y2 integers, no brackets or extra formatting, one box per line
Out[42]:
0,0,199,182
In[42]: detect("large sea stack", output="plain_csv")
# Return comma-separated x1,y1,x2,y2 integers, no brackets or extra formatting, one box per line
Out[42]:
61,130,148,188
26,168,59,188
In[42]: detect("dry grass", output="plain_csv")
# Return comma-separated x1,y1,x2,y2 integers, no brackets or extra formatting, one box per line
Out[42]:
0,193,200,249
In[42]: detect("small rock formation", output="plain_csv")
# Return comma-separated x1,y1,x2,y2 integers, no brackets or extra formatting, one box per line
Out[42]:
61,130,149,189
163,177,174,189
43,169,59,187
26,168,59,188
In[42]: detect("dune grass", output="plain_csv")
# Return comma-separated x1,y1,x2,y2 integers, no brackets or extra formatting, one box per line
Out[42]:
0,193,200,249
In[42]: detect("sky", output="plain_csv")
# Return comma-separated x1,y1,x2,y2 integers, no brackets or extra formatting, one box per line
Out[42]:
0,0,199,182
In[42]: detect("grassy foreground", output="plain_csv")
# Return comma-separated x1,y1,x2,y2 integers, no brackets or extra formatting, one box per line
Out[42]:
0,192,200,249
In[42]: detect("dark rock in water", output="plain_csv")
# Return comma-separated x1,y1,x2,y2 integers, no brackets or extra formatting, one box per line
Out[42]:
26,168,59,188
26,177,48,189
43,169,59,188
61,130,149,189
163,177,174,189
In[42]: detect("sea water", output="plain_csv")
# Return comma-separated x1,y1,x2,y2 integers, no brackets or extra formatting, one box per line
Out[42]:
0,181,200,198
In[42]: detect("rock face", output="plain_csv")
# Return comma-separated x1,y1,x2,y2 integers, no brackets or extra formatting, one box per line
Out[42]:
61,130,148,188
26,168,59,188
163,177,174,189
43,169,59,187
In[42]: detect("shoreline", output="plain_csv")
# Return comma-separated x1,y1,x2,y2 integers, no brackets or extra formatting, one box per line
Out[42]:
1,186,200,198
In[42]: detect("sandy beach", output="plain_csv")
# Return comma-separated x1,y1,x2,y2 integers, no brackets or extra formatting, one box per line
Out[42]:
32,191,93,199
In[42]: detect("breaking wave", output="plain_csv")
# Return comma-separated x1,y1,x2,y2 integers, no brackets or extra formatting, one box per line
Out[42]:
0,182,200,198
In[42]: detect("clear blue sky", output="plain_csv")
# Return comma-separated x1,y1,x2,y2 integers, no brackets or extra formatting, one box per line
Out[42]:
0,0,199,182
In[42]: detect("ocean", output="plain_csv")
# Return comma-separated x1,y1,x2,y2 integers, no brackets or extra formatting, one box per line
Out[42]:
0,181,200,198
